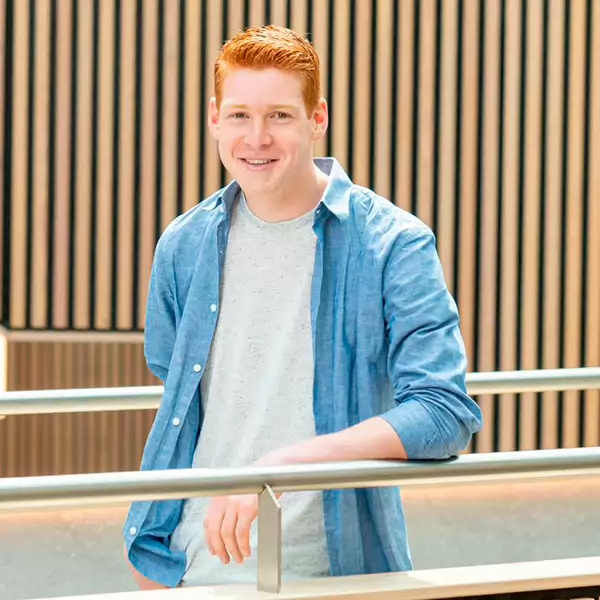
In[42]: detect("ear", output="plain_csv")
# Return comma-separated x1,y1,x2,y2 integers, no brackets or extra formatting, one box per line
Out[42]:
311,98,329,141
208,97,220,140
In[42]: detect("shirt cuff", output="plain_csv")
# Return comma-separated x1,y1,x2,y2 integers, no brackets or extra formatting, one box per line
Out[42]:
380,401,441,460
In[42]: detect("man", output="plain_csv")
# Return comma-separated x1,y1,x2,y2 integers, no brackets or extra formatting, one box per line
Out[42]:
124,25,482,590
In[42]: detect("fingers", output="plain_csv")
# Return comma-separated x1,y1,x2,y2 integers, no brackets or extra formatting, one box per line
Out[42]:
235,507,253,559
222,508,243,563
204,495,257,565
204,499,229,564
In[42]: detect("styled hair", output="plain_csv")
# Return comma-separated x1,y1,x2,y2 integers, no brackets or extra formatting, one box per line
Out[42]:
214,25,321,114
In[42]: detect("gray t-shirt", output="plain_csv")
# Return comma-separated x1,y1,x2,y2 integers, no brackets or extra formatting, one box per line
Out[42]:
169,193,330,587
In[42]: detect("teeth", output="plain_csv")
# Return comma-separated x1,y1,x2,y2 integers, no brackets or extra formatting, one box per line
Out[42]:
246,159,271,165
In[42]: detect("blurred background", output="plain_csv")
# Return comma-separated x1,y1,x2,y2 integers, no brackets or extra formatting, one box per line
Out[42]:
0,1,599,598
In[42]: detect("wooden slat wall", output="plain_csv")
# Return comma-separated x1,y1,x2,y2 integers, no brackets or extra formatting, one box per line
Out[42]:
0,340,157,476
0,1,598,474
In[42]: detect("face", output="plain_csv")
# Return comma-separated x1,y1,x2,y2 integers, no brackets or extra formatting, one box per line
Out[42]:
208,68,328,198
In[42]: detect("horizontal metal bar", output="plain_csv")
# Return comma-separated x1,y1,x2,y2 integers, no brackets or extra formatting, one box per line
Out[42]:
0,367,599,417
1,448,599,510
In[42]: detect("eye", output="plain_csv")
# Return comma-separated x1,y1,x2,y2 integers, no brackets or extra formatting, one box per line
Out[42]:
228,112,248,119
273,111,291,120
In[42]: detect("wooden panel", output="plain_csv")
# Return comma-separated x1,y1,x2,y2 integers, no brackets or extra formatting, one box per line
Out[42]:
519,0,544,451
372,0,394,200
395,0,415,212
330,0,350,170
562,0,588,448
457,1,481,366
476,0,502,453
159,0,180,232
182,0,202,213
136,0,159,330
9,0,30,329
30,0,52,329
0,0,5,324
1,339,157,477
94,0,116,330
73,0,94,329
541,0,566,450
0,1,598,454
584,0,600,448
498,0,522,452
202,0,224,198
350,0,372,188
436,0,459,293
52,0,74,329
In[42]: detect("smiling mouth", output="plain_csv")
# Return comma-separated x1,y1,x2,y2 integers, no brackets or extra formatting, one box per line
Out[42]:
241,158,278,165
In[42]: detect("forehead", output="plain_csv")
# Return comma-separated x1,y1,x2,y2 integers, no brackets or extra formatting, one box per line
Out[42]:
219,68,305,109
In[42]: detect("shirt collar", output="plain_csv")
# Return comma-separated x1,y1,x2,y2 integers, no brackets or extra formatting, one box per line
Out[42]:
199,157,353,222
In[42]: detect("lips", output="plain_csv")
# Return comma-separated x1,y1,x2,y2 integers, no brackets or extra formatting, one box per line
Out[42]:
241,158,278,165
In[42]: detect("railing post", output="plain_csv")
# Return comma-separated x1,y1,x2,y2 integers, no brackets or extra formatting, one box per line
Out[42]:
257,484,282,593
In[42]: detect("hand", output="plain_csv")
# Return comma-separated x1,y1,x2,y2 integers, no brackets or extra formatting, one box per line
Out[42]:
203,494,259,565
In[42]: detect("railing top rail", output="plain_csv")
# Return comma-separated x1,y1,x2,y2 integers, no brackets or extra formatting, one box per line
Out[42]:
0,367,599,416
1,447,599,510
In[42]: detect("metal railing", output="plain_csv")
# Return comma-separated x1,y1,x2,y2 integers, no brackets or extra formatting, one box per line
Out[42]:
1,367,599,416
2,447,600,592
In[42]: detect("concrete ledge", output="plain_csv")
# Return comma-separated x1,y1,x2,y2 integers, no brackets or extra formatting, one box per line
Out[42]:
28,557,600,600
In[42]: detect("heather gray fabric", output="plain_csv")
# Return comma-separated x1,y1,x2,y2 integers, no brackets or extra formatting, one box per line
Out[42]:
170,193,329,587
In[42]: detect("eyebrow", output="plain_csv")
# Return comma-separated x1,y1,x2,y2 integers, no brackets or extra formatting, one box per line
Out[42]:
223,103,300,111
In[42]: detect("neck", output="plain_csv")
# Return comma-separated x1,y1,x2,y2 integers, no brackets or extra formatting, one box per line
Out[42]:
242,164,330,223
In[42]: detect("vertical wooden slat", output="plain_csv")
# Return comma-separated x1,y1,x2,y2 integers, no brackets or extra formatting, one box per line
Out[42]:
457,1,481,366
520,0,544,451
498,0,522,452
289,0,307,34
203,0,223,198
93,0,115,330
73,0,94,329
351,0,372,188
182,0,201,213
541,0,566,449
372,0,393,199
160,0,180,231
116,0,136,330
228,0,244,40
52,0,73,329
311,0,329,159
330,0,349,169
249,0,265,29
585,0,600,448
30,0,52,329
137,0,159,329
0,0,6,322
395,0,414,211
269,0,287,28
562,0,587,448
9,0,30,329
476,0,502,453
415,0,437,228
437,0,459,296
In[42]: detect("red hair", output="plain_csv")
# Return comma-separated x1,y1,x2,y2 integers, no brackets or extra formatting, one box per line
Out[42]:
214,25,321,114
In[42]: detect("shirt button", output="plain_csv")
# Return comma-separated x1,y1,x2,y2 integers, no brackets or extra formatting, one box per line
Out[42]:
129,527,137,536
210,304,217,312
172,417,181,426
193,364,202,373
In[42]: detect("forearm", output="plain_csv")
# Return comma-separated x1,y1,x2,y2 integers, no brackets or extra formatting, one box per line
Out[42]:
258,417,408,466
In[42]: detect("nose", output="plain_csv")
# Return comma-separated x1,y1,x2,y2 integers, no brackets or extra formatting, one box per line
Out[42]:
244,119,272,149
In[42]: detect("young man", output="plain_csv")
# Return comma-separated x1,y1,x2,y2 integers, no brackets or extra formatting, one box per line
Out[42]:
124,25,482,590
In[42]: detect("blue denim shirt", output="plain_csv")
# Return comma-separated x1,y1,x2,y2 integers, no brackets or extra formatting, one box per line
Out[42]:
123,158,483,588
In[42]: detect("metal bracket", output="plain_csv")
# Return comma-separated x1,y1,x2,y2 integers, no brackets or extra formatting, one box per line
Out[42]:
257,484,282,593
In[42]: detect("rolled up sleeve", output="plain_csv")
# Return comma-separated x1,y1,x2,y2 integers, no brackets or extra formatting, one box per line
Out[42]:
380,227,483,459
